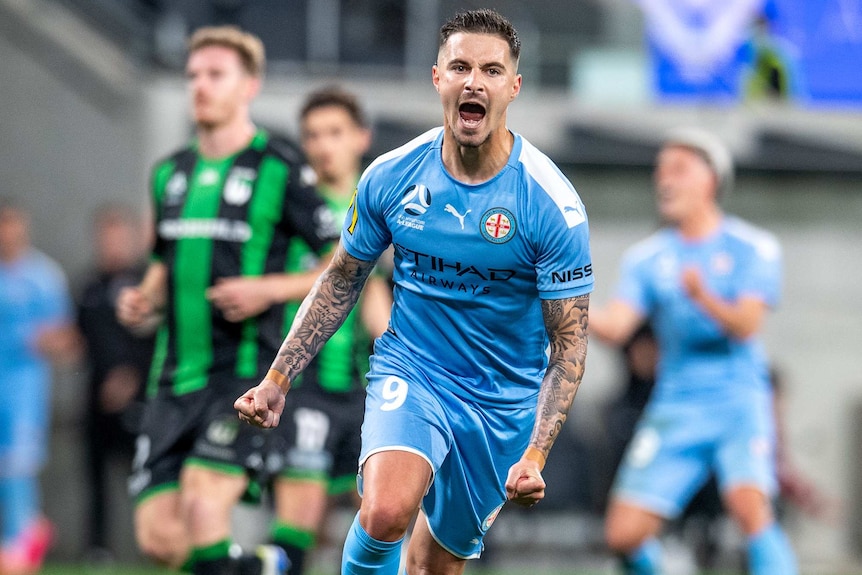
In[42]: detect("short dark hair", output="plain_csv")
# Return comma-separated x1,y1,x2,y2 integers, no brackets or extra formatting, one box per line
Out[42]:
439,8,521,64
300,86,368,129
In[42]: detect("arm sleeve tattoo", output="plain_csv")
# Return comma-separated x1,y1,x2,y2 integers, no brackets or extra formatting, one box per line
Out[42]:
270,243,377,381
529,294,590,460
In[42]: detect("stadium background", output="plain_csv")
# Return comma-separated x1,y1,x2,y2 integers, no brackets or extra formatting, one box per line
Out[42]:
2,0,861,573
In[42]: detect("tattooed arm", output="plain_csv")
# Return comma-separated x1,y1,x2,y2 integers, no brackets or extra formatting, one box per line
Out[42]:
505,294,590,506
234,242,377,428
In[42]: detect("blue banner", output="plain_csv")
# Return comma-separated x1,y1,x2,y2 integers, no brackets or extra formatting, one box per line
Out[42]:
639,0,862,106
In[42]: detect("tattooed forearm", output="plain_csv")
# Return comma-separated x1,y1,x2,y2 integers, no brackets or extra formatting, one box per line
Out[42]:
271,243,377,381
530,294,590,458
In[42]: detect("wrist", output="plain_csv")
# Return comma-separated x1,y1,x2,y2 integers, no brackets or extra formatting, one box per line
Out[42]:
265,368,291,394
523,447,547,471
260,275,284,306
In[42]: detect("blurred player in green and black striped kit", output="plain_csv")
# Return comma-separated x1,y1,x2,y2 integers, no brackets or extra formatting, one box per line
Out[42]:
266,87,392,575
116,26,340,575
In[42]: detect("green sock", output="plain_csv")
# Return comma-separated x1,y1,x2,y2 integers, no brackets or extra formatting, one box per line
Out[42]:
272,521,316,575
190,539,233,575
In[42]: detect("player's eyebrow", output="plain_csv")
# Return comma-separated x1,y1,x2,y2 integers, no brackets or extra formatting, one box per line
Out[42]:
448,57,509,71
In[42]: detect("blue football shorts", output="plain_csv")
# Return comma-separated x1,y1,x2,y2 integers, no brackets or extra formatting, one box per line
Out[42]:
612,387,778,518
0,365,50,477
359,339,534,558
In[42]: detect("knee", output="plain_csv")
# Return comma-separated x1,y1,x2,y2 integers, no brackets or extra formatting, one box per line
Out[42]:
181,489,229,534
725,488,773,535
360,498,414,542
604,503,660,554
135,516,188,567
605,520,643,554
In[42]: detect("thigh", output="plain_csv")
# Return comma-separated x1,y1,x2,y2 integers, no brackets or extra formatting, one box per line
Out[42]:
723,484,773,535
135,488,181,529
612,402,713,519
273,477,330,531
359,450,432,541
180,464,249,506
605,499,665,553
179,464,249,545
134,486,188,563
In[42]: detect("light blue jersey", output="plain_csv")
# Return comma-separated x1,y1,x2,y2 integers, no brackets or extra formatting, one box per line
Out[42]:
616,216,781,403
612,216,783,517
0,248,71,475
343,127,593,407
342,127,592,557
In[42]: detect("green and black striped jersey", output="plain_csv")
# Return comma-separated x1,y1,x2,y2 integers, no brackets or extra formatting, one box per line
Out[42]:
147,129,339,397
284,186,371,394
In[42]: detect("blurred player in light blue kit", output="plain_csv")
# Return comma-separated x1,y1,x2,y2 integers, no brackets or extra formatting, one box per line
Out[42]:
236,9,592,575
590,128,797,575
0,198,79,575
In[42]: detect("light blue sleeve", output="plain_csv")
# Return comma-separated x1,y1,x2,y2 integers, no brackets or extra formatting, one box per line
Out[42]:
340,169,392,262
738,236,782,308
535,208,593,299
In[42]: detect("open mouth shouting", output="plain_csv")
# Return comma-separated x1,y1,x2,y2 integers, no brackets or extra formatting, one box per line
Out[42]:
459,102,486,129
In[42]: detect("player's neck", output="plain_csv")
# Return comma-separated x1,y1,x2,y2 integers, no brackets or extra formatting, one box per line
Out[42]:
0,242,27,263
320,171,360,199
196,117,256,159
442,128,513,184
678,205,722,240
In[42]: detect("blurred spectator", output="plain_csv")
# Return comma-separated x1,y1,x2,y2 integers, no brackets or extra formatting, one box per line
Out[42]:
0,197,80,575
76,204,155,562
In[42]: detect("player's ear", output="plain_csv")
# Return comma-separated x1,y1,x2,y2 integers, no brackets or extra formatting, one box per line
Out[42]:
432,64,441,93
246,76,262,100
510,74,522,101
357,127,372,156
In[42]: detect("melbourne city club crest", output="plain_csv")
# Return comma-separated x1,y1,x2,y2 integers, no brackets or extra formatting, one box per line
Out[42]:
480,207,516,244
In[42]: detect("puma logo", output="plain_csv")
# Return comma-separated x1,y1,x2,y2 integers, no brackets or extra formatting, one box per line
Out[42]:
444,204,471,229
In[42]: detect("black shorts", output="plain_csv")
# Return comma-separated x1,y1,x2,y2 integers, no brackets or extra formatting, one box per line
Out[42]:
268,385,365,495
129,376,270,503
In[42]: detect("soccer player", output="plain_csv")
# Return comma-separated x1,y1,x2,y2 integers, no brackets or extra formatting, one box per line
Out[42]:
0,198,79,575
267,86,392,575
116,26,339,575
236,9,592,575
589,128,798,575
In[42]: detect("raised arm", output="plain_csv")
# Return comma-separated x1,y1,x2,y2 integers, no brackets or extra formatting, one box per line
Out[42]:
681,267,768,340
505,294,590,506
588,299,643,347
235,242,378,427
